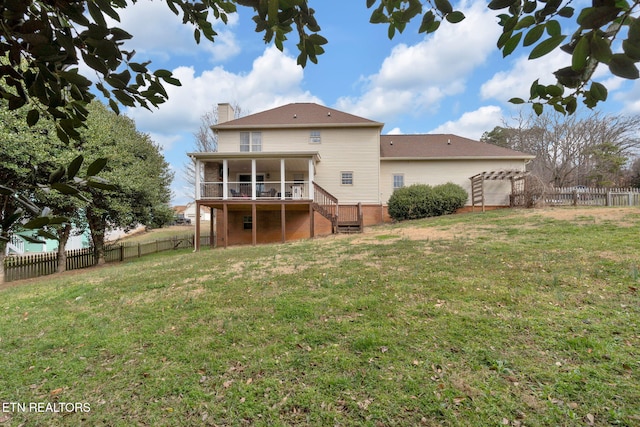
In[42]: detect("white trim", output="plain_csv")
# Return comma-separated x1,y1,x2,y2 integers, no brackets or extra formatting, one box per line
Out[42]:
280,159,286,200
195,159,201,200
222,159,228,200
381,156,535,161
251,159,257,199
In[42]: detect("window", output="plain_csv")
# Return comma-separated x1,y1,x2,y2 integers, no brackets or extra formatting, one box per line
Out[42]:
393,174,404,190
240,132,249,152
240,132,262,152
341,171,353,186
309,130,321,144
243,215,252,230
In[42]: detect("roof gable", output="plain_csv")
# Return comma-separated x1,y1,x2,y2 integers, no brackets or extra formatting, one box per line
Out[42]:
213,103,383,129
380,134,534,159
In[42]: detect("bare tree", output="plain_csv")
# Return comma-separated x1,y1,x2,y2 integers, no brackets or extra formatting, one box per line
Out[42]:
484,111,640,188
184,104,244,198
623,157,640,188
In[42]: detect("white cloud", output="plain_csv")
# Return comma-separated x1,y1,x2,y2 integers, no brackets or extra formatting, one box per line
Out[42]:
480,46,629,105
430,105,503,139
118,45,322,203
615,80,640,114
124,46,320,139
386,127,403,135
114,0,240,63
144,132,182,153
335,0,501,121
480,50,569,102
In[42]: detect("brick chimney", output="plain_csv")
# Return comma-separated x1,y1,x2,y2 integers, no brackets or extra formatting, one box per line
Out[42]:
218,103,235,124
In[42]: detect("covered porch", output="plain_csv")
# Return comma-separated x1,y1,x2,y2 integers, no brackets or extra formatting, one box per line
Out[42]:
190,152,320,202
189,152,325,250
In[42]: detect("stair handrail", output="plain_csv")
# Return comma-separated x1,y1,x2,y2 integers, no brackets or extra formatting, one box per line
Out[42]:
313,182,339,221
7,234,25,254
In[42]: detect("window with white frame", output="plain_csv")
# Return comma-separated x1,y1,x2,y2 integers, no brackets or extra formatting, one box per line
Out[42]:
309,130,321,144
341,171,353,186
240,132,262,152
393,174,404,190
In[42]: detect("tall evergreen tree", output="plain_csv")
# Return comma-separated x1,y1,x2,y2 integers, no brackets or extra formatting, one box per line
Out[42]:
79,102,174,264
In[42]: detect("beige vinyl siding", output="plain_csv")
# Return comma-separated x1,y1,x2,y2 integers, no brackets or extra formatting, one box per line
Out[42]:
217,127,381,204
380,159,528,206
312,128,380,203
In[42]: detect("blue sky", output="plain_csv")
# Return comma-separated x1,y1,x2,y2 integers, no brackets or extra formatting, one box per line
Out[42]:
101,0,640,204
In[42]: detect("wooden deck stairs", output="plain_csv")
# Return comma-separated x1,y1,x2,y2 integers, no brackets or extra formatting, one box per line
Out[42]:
312,183,363,234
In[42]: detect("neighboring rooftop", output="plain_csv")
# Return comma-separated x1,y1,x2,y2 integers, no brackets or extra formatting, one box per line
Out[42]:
380,134,535,159
213,103,383,129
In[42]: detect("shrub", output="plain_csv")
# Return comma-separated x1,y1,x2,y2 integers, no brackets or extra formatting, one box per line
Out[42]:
388,183,468,221
432,182,469,215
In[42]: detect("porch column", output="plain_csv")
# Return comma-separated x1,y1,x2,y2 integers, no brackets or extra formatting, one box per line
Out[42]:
251,159,257,200
222,159,228,200
222,203,228,249
308,158,314,200
309,203,315,238
209,207,215,248
195,159,201,200
194,201,201,251
251,203,257,246
281,203,286,242
280,158,286,200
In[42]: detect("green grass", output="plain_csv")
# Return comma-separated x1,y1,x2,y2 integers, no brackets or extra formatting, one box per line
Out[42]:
116,222,209,244
1,208,639,426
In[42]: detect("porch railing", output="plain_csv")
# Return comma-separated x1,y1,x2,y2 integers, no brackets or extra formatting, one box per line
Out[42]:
200,181,310,200
312,182,338,222
337,204,361,223
6,234,25,255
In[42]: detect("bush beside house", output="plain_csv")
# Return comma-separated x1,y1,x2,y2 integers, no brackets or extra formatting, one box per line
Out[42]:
388,183,468,221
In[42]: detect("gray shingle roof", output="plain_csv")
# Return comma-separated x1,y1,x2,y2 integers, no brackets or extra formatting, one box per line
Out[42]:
380,134,534,159
213,103,383,129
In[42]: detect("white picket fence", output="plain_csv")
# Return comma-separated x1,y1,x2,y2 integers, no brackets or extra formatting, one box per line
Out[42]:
543,187,640,207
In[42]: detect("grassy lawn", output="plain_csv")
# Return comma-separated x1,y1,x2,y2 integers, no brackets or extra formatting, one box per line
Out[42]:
114,223,208,244
1,207,639,426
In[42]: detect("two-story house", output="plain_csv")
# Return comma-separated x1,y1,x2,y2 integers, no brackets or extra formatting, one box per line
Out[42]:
189,103,534,249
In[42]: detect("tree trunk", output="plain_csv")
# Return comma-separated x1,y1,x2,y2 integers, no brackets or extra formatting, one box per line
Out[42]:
56,224,72,273
0,242,6,285
86,207,106,266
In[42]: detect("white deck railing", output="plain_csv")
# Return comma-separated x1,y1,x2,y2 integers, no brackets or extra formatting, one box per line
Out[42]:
200,181,310,200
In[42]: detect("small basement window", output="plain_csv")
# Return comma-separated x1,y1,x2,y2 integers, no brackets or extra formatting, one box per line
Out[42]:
243,215,252,230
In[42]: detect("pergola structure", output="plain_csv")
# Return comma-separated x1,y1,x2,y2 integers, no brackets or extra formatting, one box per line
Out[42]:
469,169,530,212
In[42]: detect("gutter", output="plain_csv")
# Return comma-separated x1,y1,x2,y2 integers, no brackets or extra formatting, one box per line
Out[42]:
380,156,536,161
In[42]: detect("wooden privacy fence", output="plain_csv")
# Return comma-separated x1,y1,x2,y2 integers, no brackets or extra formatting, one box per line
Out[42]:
3,234,211,283
542,187,640,207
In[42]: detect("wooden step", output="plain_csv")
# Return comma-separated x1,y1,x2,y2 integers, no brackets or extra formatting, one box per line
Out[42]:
336,223,362,234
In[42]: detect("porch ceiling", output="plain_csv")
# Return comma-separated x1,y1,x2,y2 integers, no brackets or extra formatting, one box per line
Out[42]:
225,157,309,173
